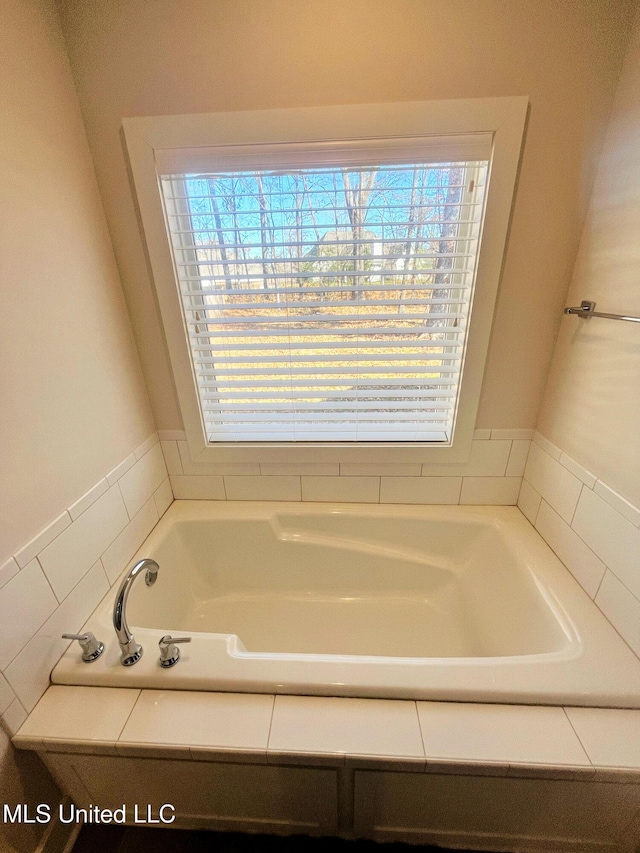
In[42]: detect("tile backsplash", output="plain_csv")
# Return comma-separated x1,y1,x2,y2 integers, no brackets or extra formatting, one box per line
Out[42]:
160,428,532,506
518,433,640,660
0,434,170,735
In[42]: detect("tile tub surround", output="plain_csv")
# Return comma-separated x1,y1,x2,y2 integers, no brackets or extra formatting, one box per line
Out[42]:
12,685,640,781
0,434,172,735
160,429,532,505
518,432,640,660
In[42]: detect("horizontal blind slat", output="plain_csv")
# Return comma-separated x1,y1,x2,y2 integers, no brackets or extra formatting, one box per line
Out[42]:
178,268,474,283
198,377,459,389
184,285,471,299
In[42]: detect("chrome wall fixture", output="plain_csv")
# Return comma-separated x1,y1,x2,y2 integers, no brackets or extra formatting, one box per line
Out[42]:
564,300,640,324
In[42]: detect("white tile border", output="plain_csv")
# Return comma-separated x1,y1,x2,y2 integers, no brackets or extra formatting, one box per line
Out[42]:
519,432,640,662
594,480,640,527
159,432,531,504
1,433,172,720
14,512,72,569
68,478,109,521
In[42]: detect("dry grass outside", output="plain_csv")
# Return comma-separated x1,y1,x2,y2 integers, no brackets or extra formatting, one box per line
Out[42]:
191,282,462,411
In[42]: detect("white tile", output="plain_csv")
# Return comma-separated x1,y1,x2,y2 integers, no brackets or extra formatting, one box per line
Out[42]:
535,502,606,598
533,432,562,460
4,562,110,712
572,487,640,601
120,691,273,751
594,480,640,527
118,444,167,519
340,463,422,477
518,479,541,525
559,453,597,489
565,707,640,769
0,557,19,591
506,763,595,781
460,477,521,505
422,440,511,477
38,486,128,602
67,478,109,521
261,463,340,476
153,478,173,518
416,702,589,766
18,686,139,743
178,442,259,476
491,429,534,441
2,699,27,736
269,696,424,760
169,475,225,500
380,477,461,505
595,571,640,658
301,476,379,503
116,743,191,759
14,512,72,569
190,746,268,764
346,754,426,772
0,560,57,670
106,452,136,486
157,430,186,441
425,759,509,777
506,440,530,477
224,476,301,501
592,767,640,783
100,497,158,585
134,432,159,460
44,740,119,756
0,673,16,716
473,429,491,440
267,750,344,768
160,441,182,476
524,442,582,523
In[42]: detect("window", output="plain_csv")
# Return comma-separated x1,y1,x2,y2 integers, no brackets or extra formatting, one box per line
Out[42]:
124,99,527,463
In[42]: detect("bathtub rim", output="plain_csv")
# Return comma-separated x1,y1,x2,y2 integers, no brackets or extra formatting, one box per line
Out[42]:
51,501,640,709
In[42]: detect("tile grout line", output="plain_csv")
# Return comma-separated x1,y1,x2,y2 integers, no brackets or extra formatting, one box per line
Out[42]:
265,694,277,754
36,555,63,606
12,511,72,571
561,708,594,768
569,483,584,528
115,689,145,744
413,701,428,770
592,566,608,602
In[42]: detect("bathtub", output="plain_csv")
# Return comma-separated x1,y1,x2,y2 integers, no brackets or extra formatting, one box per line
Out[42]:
52,502,640,707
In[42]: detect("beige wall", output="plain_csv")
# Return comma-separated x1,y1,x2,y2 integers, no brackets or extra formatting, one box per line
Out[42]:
0,0,155,563
1,1,155,844
537,8,640,508
56,0,635,433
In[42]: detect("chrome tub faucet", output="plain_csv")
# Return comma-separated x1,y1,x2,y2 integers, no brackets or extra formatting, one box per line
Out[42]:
113,558,159,666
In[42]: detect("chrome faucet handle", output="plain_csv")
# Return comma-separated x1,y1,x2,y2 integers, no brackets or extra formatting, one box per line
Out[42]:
62,632,105,663
158,635,191,668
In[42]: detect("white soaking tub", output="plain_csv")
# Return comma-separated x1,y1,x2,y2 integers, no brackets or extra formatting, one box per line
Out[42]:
52,502,640,707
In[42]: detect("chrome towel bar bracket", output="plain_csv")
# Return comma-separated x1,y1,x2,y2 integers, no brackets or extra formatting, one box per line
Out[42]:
564,300,640,323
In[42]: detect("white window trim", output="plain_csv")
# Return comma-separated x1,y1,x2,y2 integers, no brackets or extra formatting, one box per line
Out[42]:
123,97,528,465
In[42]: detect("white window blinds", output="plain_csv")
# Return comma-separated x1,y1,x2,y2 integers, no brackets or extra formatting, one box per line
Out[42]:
160,143,489,443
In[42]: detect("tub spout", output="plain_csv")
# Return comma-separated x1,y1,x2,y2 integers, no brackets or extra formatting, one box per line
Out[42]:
113,558,159,666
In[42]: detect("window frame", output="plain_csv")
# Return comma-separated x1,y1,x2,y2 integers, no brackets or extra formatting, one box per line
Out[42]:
123,97,528,465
